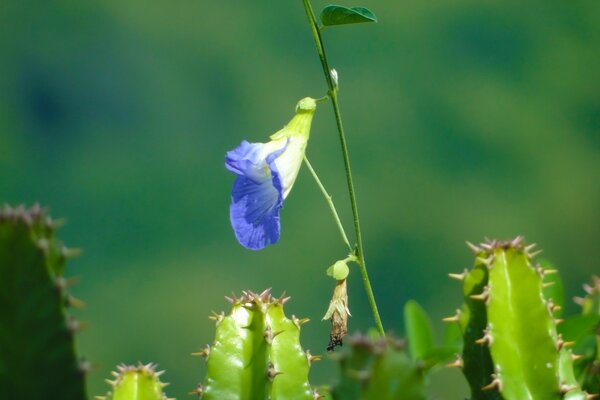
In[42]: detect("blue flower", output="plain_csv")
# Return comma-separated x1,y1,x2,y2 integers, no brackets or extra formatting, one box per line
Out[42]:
225,98,317,250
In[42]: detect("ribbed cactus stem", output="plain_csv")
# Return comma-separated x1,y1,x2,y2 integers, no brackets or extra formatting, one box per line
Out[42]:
572,276,600,396
195,289,319,400
96,363,172,400
331,334,426,400
0,204,87,400
450,238,589,400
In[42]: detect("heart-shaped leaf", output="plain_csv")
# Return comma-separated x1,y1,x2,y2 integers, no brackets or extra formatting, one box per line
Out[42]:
320,5,377,27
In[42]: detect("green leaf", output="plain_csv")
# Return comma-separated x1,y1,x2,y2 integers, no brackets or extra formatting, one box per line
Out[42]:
320,5,377,27
404,300,434,361
421,346,459,370
442,319,463,351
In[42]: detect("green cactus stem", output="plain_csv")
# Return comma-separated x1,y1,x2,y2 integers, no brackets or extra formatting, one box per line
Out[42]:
96,363,172,400
570,276,600,395
0,204,87,400
193,289,320,400
447,237,591,400
330,333,426,400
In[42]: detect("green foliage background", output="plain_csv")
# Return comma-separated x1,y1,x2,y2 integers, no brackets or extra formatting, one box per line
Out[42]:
1,1,599,398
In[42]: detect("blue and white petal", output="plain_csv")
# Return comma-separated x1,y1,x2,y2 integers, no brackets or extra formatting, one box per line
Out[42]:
226,140,286,250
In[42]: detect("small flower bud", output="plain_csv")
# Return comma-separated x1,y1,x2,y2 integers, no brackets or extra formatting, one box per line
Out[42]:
326,260,349,280
330,68,339,90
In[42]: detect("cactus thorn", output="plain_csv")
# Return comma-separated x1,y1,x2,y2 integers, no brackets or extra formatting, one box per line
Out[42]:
79,359,93,373
442,309,461,323
446,355,463,369
481,376,502,391
448,269,468,281
466,241,481,253
259,288,272,302
292,315,310,329
551,304,562,313
553,318,564,325
571,353,584,362
560,384,578,393
105,379,117,387
573,296,585,306
475,334,492,346
306,350,321,365
224,294,238,304
481,241,493,251
312,388,324,400
61,246,82,259
67,317,88,333
36,238,49,253
470,286,489,302
524,243,537,252
585,393,599,400
510,236,525,247
66,295,86,309
583,284,594,295
208,311,224,323
556,335,575,350
189,384,204,396
527,249,543,258
537,266,558,276
192,345,210,358
266,361,283,382
542,282,556,289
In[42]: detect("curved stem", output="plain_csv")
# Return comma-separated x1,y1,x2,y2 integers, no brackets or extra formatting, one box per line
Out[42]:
303,156,352,252
301,0,385,336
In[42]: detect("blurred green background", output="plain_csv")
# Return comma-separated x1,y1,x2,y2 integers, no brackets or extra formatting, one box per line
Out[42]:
1,0,599,398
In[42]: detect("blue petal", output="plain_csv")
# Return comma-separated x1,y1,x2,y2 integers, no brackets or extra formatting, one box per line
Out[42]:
226,141,287,250
230,170,283,250
225,141,265,182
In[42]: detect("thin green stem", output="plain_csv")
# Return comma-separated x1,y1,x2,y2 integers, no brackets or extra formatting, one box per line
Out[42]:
301,0,385,336
303,156,352,252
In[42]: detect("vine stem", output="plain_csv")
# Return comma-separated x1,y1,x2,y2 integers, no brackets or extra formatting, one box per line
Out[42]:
301,0,385,336
303,156,352,252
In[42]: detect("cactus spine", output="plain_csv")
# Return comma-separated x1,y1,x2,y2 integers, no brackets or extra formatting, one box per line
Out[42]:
194,289,319,400
0,204,87,400
97,363,172,400
449,238,590,400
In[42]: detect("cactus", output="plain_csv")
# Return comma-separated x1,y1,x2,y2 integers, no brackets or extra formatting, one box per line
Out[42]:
96,363,172,400
193,289,319,400
329,333,427,400
563,276,600,395
447,237,592,400
0,204,87,400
